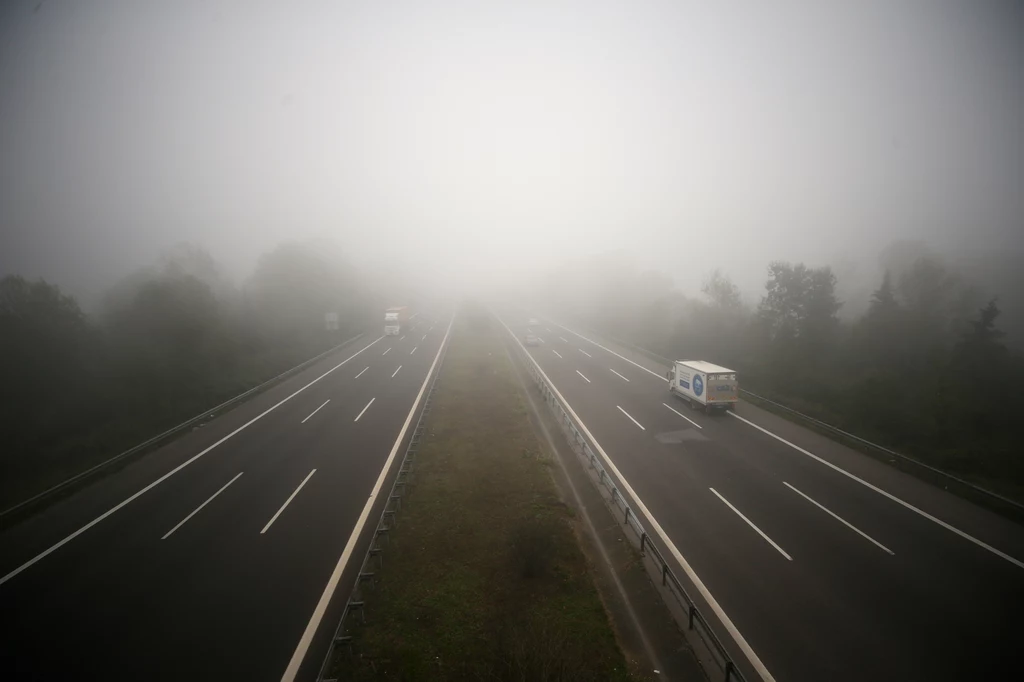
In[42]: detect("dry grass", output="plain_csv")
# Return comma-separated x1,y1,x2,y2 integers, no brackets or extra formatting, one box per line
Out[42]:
330,304,632,681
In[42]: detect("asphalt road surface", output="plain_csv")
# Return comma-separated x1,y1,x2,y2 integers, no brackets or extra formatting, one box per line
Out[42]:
0,312,451,681
500,310,1024,682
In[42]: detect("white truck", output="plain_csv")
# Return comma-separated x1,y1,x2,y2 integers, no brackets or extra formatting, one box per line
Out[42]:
667,360,739,413
384,306,409,336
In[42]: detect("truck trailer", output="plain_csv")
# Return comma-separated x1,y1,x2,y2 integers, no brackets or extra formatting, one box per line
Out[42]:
384,306,409,336
667,360,739,413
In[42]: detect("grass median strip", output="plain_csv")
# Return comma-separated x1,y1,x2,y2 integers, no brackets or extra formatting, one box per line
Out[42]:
329,310,633,681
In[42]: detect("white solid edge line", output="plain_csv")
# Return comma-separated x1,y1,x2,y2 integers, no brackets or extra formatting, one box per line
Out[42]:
354,366,369,379
391,365,402,378
280,316,454,681
710,488,793,561
557,319,1024,569
575,369,591,383
552,350,563,358
728,411,1024,570
410,346,418,355
553,318,1024,571
495,314,776,682
578,348,592,357
617,405,646,431
261,469,317,534
0,336,382,588
162,472,243,540
301,399,331,424
354,397,376,422
550,321,664,379
662,402,703,429
382,348,391,356
610,368,630,382
783,482,894,555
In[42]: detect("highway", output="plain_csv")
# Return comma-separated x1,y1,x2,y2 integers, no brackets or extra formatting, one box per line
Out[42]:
500,311,1024,682
0,313,451,681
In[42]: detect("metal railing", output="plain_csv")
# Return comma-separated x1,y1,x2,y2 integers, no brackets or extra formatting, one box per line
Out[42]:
316,334,450,682
580,328,1024,513
506,325,747,682
1,331,367,519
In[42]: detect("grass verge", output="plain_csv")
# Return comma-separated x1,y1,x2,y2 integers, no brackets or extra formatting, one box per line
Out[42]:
737,389,1024,520
329,307,633,681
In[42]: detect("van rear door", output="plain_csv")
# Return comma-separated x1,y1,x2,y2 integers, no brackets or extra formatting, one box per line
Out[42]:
707,373,738,403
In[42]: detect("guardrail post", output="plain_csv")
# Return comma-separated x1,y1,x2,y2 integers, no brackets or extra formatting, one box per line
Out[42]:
512,323,751,682
348,600,366,623
332,634,353,661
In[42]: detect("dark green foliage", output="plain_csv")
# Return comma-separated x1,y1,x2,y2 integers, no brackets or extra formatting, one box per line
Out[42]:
702,268,743,310
757,261,841,354
548,254,1024,492
0,242,373,508
857,271,904,369
247,242,360,352
0,276,100,479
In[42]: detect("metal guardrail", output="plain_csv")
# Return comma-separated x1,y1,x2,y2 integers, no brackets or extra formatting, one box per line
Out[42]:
1,331,368,519
316,332,450,682
507,326,746,682
737,388,1024,512
578,327,1024,513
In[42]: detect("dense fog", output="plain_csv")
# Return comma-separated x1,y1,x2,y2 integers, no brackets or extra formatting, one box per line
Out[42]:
3,1,1022,305
2,1,1022,502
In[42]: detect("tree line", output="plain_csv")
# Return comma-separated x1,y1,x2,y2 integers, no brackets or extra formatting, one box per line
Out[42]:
541,248,1024,493
0,242,376,509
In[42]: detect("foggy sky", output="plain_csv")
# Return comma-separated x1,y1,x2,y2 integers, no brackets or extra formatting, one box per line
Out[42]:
1,0,1021,305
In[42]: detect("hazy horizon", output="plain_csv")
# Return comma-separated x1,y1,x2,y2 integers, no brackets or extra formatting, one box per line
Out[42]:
2,1,1022,311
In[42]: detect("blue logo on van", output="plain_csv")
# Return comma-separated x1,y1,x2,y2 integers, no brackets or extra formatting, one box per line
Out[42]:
693,375,704,396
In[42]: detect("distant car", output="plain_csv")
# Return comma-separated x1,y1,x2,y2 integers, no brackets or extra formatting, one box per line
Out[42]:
528,317,540,327
524,333,540,346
